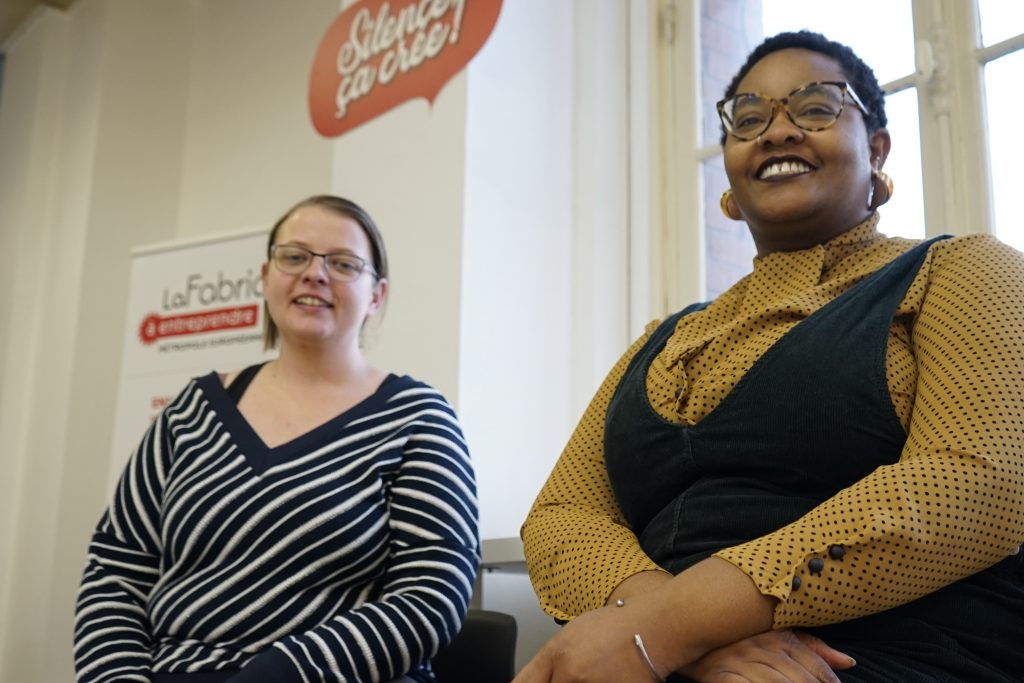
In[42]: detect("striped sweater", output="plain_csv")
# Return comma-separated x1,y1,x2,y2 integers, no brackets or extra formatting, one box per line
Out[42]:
74,372,479,683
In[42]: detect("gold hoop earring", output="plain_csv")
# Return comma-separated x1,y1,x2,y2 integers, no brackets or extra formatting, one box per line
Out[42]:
868,169,894,210
720,189,742,220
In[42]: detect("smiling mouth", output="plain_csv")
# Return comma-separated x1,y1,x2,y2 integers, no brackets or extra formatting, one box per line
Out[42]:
758,159,814,180
294,295,332,308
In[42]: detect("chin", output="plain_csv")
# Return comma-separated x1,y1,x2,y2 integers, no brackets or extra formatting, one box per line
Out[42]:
281,324,335,343
750,204,818,226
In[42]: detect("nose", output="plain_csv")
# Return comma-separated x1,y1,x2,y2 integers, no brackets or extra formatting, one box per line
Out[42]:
758,105,804,146
301,254,330,282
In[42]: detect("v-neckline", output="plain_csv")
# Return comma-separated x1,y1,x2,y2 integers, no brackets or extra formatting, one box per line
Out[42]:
196,371,402,476
636,237,942,435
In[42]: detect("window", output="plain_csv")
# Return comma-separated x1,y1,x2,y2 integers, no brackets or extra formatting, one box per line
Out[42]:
978,0,1024,251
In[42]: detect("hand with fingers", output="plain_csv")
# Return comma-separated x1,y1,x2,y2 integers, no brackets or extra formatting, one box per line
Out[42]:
680,630,856,683
512,603,672,683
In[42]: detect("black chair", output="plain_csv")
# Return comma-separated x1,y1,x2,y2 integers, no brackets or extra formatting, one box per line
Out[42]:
432,609,518,683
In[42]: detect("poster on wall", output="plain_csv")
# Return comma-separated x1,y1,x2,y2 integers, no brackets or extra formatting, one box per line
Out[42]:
107,227,274,489
309,0,503,137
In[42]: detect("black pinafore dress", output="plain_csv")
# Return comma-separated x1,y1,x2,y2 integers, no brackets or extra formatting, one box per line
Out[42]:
605,238,1024,682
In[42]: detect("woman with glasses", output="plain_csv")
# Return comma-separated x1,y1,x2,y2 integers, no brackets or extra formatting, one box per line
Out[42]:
517,31,1023,683
74,195,479,683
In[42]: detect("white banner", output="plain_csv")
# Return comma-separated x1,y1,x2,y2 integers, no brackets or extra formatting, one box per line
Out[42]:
108,226,275,489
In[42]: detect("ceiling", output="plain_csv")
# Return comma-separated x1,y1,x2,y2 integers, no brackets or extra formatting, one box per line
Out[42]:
1,0,76,48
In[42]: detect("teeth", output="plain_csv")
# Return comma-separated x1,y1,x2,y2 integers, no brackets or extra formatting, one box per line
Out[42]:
295,296,329,307
760,160,812,179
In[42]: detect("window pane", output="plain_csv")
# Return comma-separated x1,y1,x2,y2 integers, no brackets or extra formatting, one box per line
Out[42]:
985,49,1024,252
877,89,925,239
978,0,1024,47
761,0,915,85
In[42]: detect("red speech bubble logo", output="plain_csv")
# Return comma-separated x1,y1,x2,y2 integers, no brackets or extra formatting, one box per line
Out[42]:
309,0,502,138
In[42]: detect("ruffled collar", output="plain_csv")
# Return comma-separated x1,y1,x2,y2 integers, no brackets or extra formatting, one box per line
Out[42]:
750,213,885,278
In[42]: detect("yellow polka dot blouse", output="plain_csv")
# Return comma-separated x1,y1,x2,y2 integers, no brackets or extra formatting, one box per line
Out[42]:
521,214,1024,628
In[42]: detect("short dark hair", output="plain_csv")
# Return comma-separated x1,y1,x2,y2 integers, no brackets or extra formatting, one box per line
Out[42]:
263,195,389,350
720,30,887,145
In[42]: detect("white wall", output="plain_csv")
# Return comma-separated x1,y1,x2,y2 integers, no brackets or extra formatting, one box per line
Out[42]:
0,0,648,679
0,1,198,678
177,0,339,239
0,9,80,680
459,0,641,666
458,0,577,664
461,0,577,544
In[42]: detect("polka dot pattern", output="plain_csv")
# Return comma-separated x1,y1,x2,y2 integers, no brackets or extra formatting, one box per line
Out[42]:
521,215,1024,627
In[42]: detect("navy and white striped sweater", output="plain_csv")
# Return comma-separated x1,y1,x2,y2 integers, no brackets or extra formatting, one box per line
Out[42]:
74,372,479,683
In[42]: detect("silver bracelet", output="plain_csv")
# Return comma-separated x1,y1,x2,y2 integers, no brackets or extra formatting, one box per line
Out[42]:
633,633,666,682
614,597,666,682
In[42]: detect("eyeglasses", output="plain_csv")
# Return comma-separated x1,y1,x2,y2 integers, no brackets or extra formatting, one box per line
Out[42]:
717,81,870,142
270,244,377,282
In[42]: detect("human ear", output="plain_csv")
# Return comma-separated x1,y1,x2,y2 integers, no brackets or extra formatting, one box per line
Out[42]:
868,128,892,168
867,129,895,211
368,278,388,317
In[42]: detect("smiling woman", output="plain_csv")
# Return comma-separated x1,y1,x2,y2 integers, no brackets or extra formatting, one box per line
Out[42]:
260,196,390,351
73,195,480,683
516,31,1024,683
720,48,888,254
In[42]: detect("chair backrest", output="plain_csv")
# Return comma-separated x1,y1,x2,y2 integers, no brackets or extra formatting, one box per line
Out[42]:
431,609,518,683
